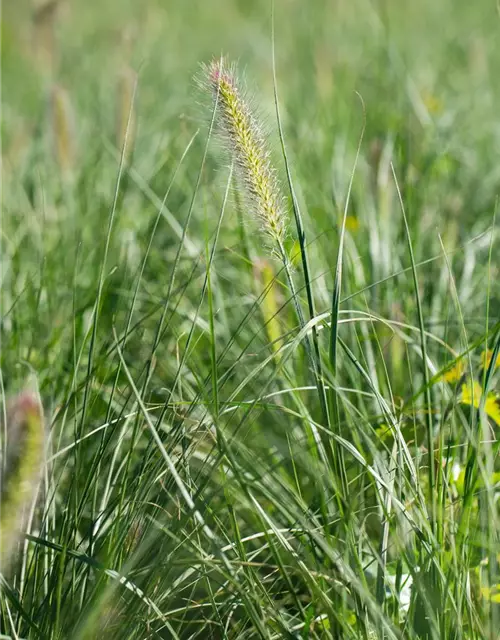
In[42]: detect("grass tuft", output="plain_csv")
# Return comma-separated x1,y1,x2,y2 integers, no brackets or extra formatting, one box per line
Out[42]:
1,2,499,638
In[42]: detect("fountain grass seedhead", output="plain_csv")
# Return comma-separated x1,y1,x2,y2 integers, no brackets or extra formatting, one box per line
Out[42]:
0,391,45,573
51,83,76,177
204,57,288,250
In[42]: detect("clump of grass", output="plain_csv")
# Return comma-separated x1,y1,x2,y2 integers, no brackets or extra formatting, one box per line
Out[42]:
0,391,45,572
2,3,500,638
203,56,329,430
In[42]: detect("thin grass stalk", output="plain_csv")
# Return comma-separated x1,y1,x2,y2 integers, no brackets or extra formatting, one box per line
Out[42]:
270,25,331,434
482,207,499,639
391,164,436,533
114,330,270,639
205,56,331,472
116,66,137,167
326,93,365,519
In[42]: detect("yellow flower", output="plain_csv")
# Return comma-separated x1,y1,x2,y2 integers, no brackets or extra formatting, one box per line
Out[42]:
374,423,391,442
480,349,500,371
460,380,500,425
481,585,500,604
441,359,465,383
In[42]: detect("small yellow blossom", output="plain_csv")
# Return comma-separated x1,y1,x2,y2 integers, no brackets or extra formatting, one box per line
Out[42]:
480,349,500,371
481,585,500,604
460,380,500,425
441,359,465,383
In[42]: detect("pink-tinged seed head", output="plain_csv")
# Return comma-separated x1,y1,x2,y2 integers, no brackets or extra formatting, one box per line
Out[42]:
8,392,42,423
208,59,234,91
203,57,287,249
210,64,220,82
1,390,45,572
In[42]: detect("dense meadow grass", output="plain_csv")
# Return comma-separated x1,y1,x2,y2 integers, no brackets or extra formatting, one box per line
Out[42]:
1,0,500,637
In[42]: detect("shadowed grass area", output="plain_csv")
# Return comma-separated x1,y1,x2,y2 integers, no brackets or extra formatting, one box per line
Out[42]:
1,0,499,638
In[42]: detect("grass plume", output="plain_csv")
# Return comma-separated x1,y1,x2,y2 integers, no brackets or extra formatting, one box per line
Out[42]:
0,392,45,572
50,83,76,177
205,57,287,248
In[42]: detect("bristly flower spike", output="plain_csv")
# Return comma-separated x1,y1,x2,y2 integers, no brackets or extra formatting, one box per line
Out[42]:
206,57,288,250
0,391,45,572
51,83,76,178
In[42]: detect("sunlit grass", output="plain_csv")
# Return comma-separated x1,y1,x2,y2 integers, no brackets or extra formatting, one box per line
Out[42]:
1,0,499,638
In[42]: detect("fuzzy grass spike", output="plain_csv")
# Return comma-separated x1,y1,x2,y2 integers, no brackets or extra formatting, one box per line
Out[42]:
0,392,45,572
51,83,76,177
206,58,287,249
